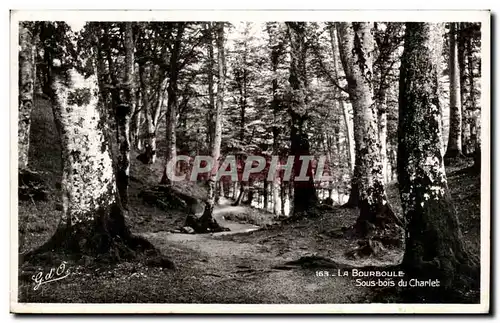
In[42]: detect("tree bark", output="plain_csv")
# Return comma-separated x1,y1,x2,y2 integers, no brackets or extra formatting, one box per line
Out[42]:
206,22,215,149
161,23,185,184
233,183,246,206
138,62,157,164
445,23,463,160
399,22,478,298
197,22,227,232
280,179,287,216
457,23,470,155
266,22,285,215
328,24,355,173
286,22,318,216
378,101,388,183
263,180,269,210
114,22,136,208
132,88,143,151
18,22,37,170
336,22,399,235
23,63,163,265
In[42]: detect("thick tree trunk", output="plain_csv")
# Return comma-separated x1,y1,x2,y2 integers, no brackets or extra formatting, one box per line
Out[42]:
115,22,135,209
23,65,164,265
337,22,400,236
18,22,36,170
197,22,227,232
286,22,318,216
138,62,157,164
399,22,478,299
445,23,463,160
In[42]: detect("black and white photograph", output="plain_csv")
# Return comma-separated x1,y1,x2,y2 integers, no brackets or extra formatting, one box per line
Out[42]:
10,10,490,314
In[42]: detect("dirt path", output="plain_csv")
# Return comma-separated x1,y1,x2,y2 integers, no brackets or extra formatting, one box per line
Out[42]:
139,200,374,303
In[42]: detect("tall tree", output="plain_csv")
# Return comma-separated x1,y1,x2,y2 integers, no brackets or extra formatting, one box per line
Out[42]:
114,22,136,208
445,22,463,160
327,23,354,174
18,22,37,170
457,23,469,155
266,22,286,216
23,31,163,263
206,22,216,148
373,23,403,183
285,22,318,216
138,61,157,164
336,22,399,235
191,22,227,233
398,22,478,297
161,23,186,183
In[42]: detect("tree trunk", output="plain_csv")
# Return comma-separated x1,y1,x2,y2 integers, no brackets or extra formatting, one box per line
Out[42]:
286,22,318,216
332,24,360,208
267,22,285,216
378,97,389,183
161,24,185,184
132,89,143,151
206,22,215,149
336,22,399,236
114,22,135,209
329,23,356,205
233,183,246,206
18,22,37,170
457,23,470,155
467,29,479,157
328,24,355,173
197,22,227,232
152,78,167,133
138,62,157,164
399,22,478,299
280,179,287,216
263,180,269,210
445,23,463,160
245,185,254,206
23,64,164,265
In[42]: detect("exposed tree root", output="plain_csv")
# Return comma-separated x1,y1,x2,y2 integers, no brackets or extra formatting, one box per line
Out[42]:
20,204,174,269
184,214,230,234
344,204,405,259
345,239,387,259
138,185,202,212
341,184,359,208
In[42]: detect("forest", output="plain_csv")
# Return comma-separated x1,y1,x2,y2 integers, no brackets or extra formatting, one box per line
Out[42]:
17,20,483,305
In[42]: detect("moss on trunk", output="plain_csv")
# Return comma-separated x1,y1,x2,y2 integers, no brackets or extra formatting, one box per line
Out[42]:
337,22,400,240
398,22,478,300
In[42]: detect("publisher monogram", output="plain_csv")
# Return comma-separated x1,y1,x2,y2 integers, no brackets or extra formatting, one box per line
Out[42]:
32,261,71,290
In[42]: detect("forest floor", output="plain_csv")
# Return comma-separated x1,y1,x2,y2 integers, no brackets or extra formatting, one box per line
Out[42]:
16,97,481,304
